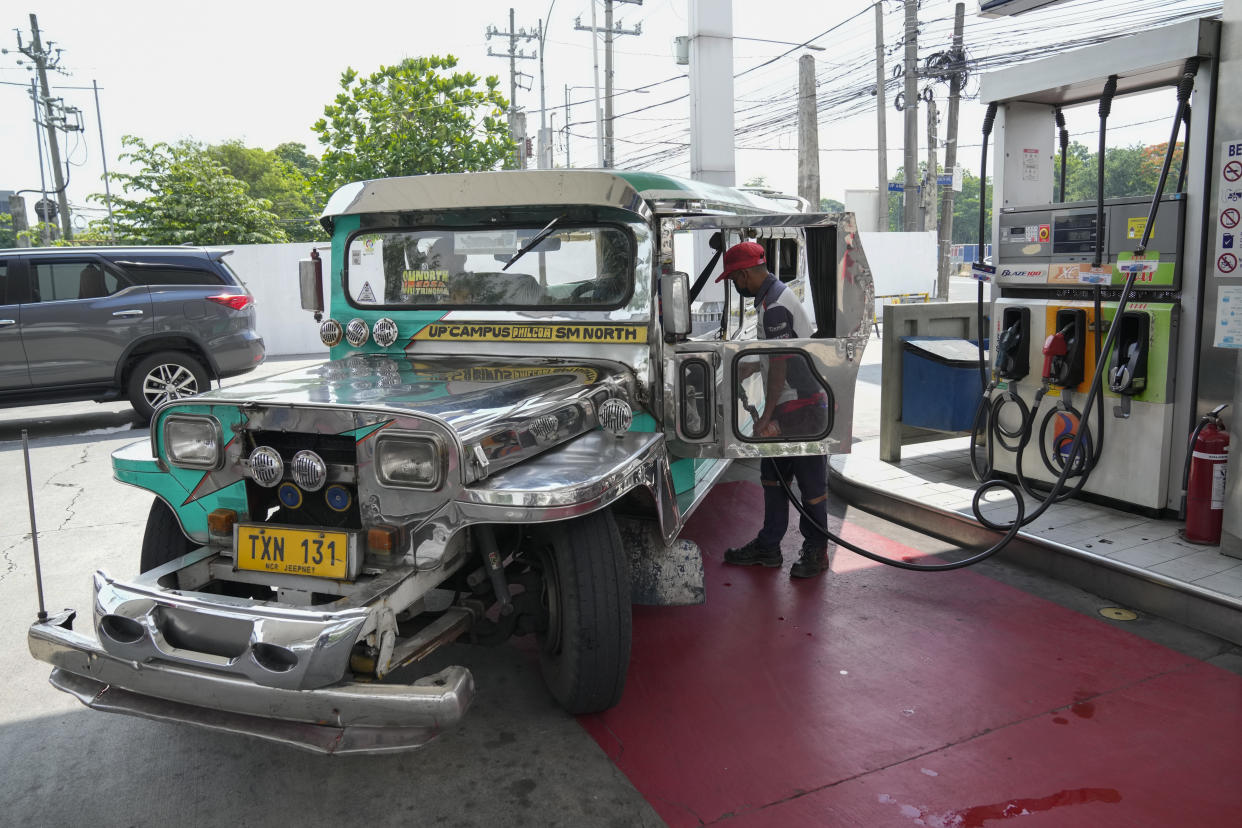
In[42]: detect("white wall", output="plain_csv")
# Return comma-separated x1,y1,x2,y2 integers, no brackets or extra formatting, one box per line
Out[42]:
844,188,882,234
858,230,938,306
225,243,332,357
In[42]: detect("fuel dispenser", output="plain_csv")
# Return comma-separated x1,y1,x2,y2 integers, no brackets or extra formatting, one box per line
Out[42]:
977,21,1217,516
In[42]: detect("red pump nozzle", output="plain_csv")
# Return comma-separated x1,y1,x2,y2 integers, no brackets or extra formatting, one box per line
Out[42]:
1042,330,1068,380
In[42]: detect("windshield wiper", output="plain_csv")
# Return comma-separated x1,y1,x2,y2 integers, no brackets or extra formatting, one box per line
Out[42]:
501,216,562,272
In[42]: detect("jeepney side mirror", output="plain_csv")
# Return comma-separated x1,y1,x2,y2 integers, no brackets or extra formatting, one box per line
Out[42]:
660,271,691,342
299,250,325,322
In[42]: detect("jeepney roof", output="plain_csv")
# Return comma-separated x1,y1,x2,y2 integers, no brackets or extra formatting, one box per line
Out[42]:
320,170,788,229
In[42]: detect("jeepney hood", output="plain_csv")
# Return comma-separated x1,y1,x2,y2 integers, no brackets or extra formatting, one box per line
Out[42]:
183,353,634,445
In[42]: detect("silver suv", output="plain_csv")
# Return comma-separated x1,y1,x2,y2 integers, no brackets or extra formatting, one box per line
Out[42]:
0,246,265,420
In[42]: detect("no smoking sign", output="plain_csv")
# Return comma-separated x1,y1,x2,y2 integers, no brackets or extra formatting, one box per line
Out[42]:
1226,160,1242,183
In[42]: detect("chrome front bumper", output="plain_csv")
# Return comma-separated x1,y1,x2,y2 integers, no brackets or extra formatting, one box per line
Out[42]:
29,609,474,755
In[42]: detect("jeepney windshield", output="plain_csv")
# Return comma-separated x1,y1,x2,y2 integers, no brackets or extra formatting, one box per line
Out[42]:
345,225,633,309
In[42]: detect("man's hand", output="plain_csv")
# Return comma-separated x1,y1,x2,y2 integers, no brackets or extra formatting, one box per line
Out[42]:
755,413,780,438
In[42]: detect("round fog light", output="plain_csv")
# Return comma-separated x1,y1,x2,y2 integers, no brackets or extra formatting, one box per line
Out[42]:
319,319,344,347
372,317,399,347
345,318,370,348
248,446,284,488
598,398,633,435
291,450,327,491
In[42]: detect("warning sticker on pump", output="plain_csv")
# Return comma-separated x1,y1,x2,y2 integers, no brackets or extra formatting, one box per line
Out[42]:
410,322,648,344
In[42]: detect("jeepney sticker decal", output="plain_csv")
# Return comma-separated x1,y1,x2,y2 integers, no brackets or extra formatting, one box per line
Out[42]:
402,269,450,297
357,282,377,303
351,420,395,444
409,323,648,344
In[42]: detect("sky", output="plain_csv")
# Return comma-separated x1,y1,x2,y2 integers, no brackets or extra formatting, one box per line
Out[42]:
0,0,1222,231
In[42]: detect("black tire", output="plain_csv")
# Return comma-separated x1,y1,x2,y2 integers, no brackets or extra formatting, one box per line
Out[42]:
127,350,210,422
140,498,196,573
528,510,632,714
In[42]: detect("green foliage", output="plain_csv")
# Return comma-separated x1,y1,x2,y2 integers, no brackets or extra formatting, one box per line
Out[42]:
819,198,845,212
93,136,289,246
311,56,514,201
0,212,13,248
1053,141,1184,202
206,140,325,241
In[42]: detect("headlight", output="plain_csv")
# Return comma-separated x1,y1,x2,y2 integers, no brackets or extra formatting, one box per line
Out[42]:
375,434,442,489
164,415,223,469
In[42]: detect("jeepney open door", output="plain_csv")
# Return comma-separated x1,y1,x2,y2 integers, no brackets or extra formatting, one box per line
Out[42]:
659,213,874,460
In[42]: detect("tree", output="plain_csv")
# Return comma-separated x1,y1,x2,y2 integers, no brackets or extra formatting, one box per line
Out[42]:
206,140,324,241
0,211,14,248
93,136,288,245
886,164,991,244
312,56,513,201
819,198,845,212
1053,141,1185,202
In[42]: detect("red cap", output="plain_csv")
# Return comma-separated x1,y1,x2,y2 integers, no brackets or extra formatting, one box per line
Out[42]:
715,241,767,282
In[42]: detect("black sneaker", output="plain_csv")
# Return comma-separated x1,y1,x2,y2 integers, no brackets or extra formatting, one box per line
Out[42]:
790,544,829,579
724,538,782,568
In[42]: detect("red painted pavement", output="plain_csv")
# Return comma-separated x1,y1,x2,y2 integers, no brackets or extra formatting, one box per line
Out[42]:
579,482,1242,826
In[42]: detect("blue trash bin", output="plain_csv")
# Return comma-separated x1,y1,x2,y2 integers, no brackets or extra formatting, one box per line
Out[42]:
901,337,986,432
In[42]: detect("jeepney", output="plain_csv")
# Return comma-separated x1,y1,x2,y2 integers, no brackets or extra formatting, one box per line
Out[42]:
27,170,873,754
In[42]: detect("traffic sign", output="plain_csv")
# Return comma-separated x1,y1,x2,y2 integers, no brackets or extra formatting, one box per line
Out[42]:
887,182,905,192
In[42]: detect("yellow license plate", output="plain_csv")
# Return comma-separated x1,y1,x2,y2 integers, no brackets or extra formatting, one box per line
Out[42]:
234,524,353,580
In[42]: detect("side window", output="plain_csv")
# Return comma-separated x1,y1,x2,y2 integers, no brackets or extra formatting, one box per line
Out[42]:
120,265,225,286
733,351,833,441
32,261,125,302
0,262,7,304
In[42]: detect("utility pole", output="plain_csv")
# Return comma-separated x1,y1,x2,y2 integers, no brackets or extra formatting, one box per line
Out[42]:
16,14,74,240
902,0,919,232
875,1,889,232
797,54,820,209
937,2,966,294
486,9,538,168
925,98,939,241
93,79,116,242
564,85,572,168
577,1,642,168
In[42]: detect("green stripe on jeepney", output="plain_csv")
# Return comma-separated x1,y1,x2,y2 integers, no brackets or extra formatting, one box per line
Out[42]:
344,421,392,442
122,403,252,542
327,213,450,358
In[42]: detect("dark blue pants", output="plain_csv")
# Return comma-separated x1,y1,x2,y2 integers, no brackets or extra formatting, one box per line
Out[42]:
757,455,829,550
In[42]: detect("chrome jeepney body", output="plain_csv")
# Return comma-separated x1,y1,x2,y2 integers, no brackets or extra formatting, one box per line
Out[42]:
28,170,873,754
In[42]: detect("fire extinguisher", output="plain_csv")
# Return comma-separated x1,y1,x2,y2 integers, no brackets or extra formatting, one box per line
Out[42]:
1182,404,1230,545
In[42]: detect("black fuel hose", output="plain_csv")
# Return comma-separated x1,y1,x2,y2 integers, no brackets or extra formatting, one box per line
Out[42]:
770,58,1201,572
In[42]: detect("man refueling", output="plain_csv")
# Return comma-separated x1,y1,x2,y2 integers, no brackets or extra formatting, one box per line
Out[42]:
718,241,832,579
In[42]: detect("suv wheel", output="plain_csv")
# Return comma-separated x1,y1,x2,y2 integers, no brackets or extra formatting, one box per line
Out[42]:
127,351,210,422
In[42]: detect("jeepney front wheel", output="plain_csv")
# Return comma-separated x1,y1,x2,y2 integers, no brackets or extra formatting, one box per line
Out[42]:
528,510,632,714
140,498,195,573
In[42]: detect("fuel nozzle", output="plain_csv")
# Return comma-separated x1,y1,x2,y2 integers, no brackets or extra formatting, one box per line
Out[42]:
1042,328,1069,380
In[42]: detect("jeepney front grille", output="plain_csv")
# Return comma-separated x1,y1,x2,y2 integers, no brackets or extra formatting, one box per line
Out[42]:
244,431,360,531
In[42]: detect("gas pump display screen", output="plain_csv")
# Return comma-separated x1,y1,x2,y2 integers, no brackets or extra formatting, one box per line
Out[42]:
1052,214,1099,254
